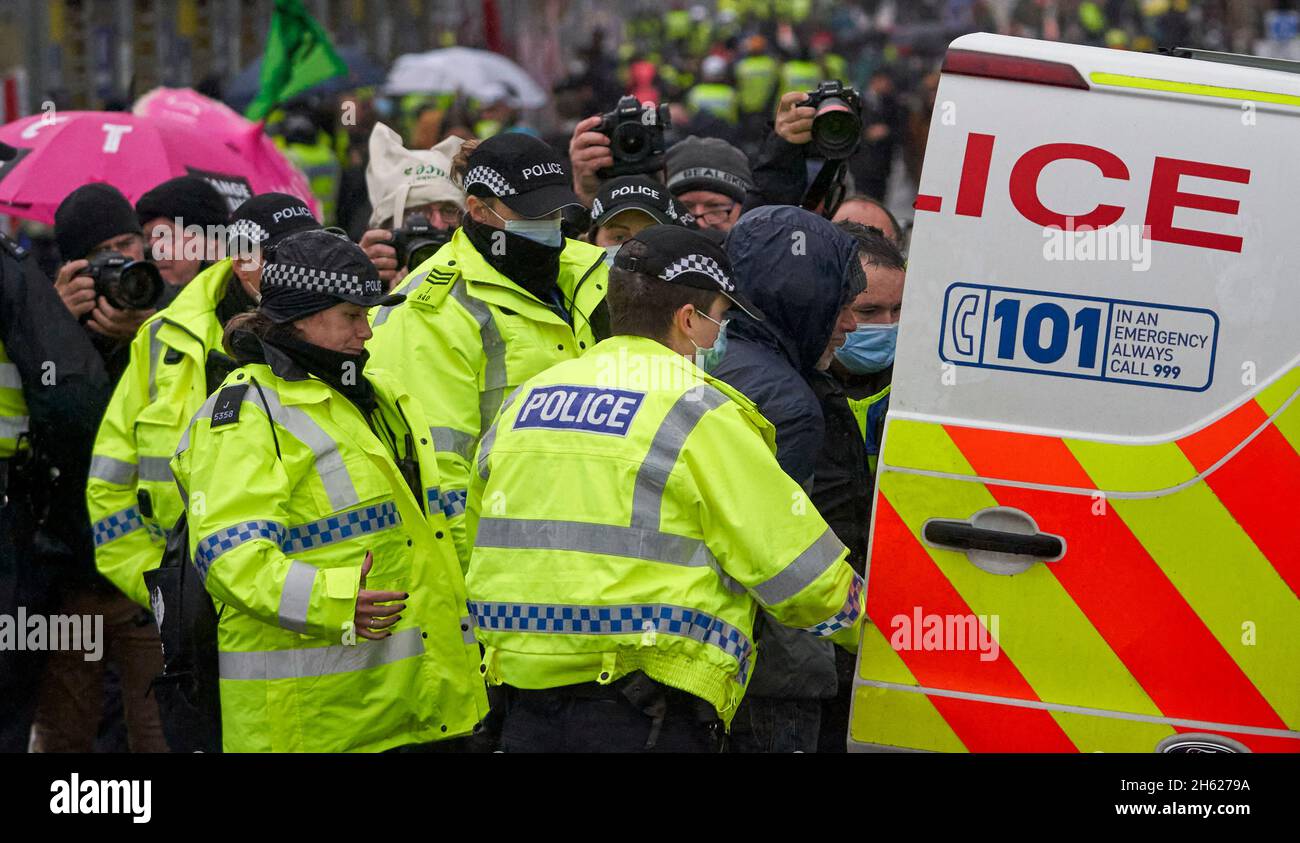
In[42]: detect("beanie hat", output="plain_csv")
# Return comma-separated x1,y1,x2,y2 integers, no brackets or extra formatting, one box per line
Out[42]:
54,183,143,261
366,122,466,228
665,136,753,204
135,176,230,230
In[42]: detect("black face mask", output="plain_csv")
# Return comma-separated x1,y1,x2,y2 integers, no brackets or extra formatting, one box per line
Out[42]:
461,215,563,301
271,333,376,415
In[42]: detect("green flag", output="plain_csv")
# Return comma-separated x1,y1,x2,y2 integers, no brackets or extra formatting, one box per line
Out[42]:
245,0,348,121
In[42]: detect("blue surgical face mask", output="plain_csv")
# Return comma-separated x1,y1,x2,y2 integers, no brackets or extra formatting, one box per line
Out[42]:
603,244,621,267
691,310,729,372
835,322,897,374
488,206,564,248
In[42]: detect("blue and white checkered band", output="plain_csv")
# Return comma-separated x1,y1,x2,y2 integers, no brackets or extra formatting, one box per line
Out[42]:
590,198,604,219
227,218,269,244
464,165,517,197
661,254,733,292
261,261,383,298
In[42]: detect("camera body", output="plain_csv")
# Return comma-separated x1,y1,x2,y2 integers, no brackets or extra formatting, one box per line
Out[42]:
389,212,451,271
596,95,672,178
799,80,863,160
78,251,165,311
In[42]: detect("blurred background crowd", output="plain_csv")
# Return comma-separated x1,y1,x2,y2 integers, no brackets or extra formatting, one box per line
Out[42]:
1,0,1299,275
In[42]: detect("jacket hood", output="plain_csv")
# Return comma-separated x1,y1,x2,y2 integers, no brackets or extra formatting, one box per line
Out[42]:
724,205,863,373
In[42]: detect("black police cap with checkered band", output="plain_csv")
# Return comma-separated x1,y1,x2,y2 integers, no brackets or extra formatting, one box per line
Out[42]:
615,224,764,321
462,132,583,219
259,229,404,324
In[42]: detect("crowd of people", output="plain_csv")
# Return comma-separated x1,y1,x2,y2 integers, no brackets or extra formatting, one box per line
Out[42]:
0,0,1253,754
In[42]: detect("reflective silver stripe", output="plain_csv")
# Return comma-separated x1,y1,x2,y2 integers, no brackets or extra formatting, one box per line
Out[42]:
89,454,137,485
0,415,29,440
630,385,729,529
460,615,476,645
429,426,475,460
477,386,523,481
450,280,508,433
138,455,173,483
146,321,163,402
477,516,714,569
246,382,361,511
373,271,425,327
749,527,846,607
218,626,425,681
277,560,316,634
0,362,20,389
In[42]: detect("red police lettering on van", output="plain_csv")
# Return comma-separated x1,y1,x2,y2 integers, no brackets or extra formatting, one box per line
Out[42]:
918,133,1252,253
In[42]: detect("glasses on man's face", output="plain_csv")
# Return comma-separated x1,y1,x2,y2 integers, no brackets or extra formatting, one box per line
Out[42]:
686,203,736,225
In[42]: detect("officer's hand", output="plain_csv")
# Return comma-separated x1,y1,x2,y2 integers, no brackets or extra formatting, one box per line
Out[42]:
569,114,614,205
86,296,154,340
355,551,407,641
774,91,816,146
360,229,401,286
54,260,97,319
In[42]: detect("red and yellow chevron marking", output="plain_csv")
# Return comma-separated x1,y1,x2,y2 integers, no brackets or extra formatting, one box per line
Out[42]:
852,367,1300,752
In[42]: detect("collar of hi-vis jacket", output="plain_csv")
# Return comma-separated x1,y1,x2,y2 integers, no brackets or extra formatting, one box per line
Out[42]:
235,333,416,415
150,258,235,356
445,228,606,328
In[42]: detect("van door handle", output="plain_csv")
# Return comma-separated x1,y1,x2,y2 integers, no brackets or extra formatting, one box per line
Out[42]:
923,520,1064,559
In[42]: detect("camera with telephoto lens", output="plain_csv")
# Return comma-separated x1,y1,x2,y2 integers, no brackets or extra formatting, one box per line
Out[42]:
799,80,863,160
389,212,451,270
596,95,672,178
77,251,165,311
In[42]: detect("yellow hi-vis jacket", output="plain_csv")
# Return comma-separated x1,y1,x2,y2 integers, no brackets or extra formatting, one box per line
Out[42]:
170,352,488,752
0,338,27,457
366,228,608,569
466,335,865,724
88,260,236,607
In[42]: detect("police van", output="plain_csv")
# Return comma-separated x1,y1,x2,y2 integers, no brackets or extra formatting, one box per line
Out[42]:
850,33,1300,752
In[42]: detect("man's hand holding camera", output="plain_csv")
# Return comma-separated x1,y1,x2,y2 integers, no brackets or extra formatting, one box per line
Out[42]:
569,114,614,206
775,91,817,146
360,228,402,286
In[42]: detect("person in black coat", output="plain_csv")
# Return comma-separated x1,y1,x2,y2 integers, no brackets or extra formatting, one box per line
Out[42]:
709,205,864,752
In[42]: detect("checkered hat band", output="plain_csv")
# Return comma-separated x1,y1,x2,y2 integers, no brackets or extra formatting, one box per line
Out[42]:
464,165,518,197
262,261,369,297
660,254,733,292
227,218,268,244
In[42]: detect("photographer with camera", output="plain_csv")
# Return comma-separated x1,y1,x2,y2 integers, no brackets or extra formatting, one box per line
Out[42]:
567,95,672,207
52,184,166,381
359,123,465,289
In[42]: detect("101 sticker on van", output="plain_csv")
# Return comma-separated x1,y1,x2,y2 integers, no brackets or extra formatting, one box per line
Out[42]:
939,283,1219,391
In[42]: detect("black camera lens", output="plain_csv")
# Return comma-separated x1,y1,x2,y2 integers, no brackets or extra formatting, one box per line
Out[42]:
114,261,166,310
613,123,649,161
812,97,862,160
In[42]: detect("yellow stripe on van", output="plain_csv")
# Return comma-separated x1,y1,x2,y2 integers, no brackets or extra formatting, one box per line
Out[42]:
1071,446,1300,729
1048,710,1176,754
1064,439,1195,492
1091,72,1300,108
882,417,974,474
880,432,1168,747
1254,366,1300,454
851,623,968,752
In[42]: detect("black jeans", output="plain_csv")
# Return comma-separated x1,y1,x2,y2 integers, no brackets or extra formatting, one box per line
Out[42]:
499,676,723,753
727,696,823,753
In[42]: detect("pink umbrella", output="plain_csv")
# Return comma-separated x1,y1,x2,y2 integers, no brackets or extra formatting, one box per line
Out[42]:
0,92,317,225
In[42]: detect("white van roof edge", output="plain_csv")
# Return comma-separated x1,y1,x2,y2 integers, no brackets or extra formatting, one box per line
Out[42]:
949,32,1300,100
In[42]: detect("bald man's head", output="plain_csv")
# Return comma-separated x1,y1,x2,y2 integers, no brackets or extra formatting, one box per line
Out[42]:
832,196,901,243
